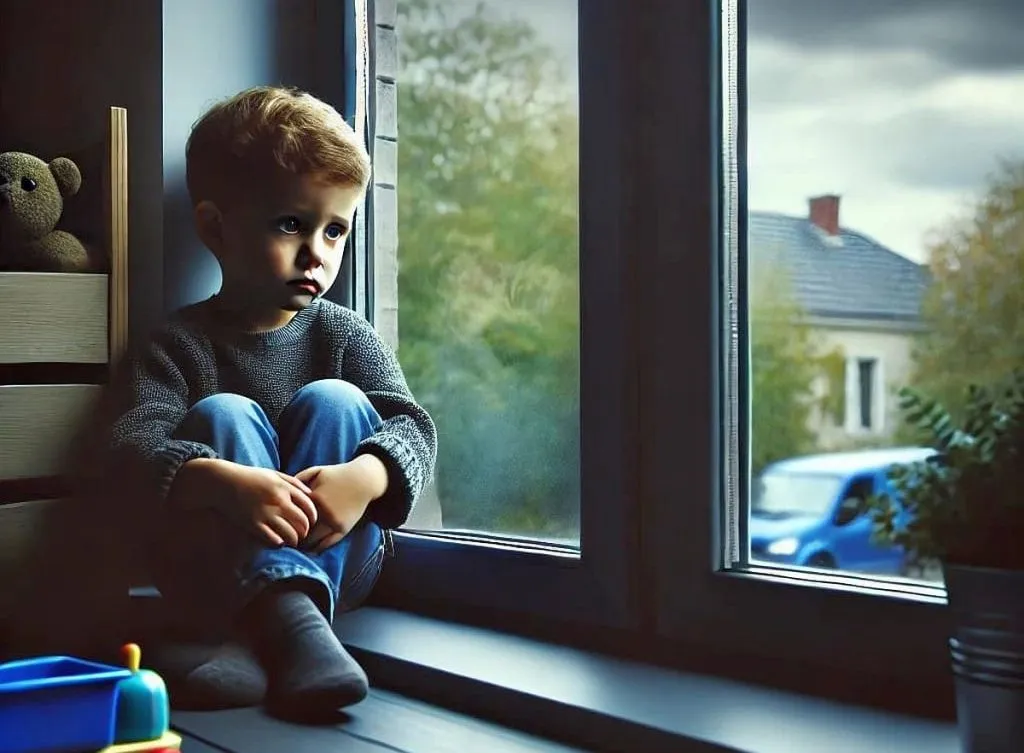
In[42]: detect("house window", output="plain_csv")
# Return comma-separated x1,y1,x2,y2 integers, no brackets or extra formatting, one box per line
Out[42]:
857,358,876,430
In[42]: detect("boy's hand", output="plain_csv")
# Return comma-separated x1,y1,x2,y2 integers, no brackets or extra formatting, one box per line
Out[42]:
174,458,318,547
227,465,320,547
296,455,388,553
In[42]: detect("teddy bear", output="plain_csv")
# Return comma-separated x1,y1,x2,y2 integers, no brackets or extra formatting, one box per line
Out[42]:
0,151,96,272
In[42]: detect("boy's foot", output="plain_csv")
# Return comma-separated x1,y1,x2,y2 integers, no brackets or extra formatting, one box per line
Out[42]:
147,640,267,710
246,584,369,722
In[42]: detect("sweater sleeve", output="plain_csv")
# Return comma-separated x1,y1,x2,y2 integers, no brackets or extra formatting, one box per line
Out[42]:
341,315,438,529
108,329,218,502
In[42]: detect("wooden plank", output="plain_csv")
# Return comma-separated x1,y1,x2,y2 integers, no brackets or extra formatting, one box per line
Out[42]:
0,384,102,479
375,26,398,82
373,136,397,187
375,0,396,28
106,106,129,369
375,80,397,140
372,186,398,349
0,273,108,364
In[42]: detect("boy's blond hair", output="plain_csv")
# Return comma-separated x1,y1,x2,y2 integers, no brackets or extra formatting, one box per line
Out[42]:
186,85,371,207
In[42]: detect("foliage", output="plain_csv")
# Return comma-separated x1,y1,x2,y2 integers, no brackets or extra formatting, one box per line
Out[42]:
749,256,824,475
906,159,1024,425
394,0,840,533
867,373,1024,570
396,0,580,536
818,347,847,426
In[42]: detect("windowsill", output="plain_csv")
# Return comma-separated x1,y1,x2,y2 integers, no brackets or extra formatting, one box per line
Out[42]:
132,590,958,751
334,606,960,753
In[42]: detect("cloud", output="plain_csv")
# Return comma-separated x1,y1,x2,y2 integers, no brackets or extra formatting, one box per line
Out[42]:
873,110,1024,191
748,0,1024,71
746,41,943,111
743,5,1024,261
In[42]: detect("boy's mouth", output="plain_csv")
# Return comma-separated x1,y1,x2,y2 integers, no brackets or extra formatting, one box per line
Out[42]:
287,279,321,296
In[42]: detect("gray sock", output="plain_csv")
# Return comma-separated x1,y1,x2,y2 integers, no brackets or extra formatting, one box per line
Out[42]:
248,585,369,721
148,640,267,710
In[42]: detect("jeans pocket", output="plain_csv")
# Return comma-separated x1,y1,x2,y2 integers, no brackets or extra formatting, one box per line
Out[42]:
338,539,385,614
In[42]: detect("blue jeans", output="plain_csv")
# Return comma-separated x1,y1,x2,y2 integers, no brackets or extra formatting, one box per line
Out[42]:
155,379,386,631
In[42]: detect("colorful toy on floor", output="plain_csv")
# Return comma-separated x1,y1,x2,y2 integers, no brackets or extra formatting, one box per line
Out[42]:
0,643,177,753
113,644,170,745
97,730,181,753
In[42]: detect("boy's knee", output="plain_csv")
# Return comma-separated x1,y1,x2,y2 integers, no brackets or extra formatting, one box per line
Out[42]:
292,379,371,412
177,393,263,437
188,392,260,421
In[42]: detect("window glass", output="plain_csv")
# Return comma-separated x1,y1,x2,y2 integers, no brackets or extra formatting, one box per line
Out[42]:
396,0,580,545
746,0,1024,581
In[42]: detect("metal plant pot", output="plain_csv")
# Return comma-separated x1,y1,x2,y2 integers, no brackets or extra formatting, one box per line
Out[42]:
944,562,1024,753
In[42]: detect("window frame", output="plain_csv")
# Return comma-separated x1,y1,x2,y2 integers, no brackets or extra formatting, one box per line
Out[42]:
359,0,957,703
361,0,641,630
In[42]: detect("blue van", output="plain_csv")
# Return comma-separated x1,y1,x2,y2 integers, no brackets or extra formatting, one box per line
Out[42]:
749,447,935,575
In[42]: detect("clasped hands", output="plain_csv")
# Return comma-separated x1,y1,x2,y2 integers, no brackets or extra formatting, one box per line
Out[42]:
182,454,388,554
264,462,374,553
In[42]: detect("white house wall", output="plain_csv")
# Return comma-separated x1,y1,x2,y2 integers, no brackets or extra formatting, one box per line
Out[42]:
807,324,916,450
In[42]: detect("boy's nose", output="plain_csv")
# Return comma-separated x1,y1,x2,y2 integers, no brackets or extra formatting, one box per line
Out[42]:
299,240,327,268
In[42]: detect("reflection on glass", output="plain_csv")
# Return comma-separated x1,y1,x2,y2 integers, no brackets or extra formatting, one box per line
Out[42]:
746,1,1024,581
396,0,580,544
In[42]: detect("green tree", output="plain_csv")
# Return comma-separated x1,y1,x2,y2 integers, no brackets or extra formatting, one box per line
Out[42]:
904,159,1024,429
396,0,580,537
749,257,823,474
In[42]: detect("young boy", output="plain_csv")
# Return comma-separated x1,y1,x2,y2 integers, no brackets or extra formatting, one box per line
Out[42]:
107,86,437,721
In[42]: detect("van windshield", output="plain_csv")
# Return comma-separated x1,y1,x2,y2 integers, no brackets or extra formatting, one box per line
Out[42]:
752,472,845,518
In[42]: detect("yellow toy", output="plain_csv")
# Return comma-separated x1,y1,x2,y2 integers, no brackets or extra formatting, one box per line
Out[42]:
97,730,182,753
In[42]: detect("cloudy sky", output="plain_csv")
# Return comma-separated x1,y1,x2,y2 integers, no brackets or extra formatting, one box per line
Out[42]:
746,0,1024,263
456,0,1024,264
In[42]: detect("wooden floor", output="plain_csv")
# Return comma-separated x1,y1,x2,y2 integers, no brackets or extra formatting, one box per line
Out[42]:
173,687,588,753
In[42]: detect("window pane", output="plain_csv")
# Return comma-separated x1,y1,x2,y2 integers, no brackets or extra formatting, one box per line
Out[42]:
745,0,1024,582
395,0,580,545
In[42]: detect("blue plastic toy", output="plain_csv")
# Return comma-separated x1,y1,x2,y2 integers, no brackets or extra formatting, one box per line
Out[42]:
0,643,176,753
0,655,131,753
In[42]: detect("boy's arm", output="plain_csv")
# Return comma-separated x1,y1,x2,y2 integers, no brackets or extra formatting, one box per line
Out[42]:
341,318,438,529
109,333,218,503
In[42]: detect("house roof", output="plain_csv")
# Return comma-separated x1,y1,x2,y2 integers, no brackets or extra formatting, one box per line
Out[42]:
749,211,930,323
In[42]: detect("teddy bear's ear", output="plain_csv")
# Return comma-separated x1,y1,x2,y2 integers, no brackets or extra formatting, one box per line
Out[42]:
49,157,83,198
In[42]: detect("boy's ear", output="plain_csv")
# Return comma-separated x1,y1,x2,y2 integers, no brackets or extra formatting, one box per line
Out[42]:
194,200,224,255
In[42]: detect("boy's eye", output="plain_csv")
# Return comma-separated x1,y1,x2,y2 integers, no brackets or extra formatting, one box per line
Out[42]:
325,223,347,241
277,217,301,234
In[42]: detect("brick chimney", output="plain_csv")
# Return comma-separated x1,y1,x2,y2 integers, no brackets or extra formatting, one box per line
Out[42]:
809,194,840,236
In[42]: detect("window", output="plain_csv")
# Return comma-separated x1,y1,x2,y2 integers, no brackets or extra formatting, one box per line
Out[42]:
857,358,876,430
391,0,581,546
367,0,636,628
648,0,953,694
368,0,967,702
742,0,1024,586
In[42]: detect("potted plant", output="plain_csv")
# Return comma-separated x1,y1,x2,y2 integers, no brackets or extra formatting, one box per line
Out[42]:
868,372,1024,752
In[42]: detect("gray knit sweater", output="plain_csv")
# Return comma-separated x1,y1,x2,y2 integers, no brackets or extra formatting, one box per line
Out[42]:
108,296,437,529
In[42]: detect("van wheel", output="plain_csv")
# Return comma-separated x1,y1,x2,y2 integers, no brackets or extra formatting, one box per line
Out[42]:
807,553,835,569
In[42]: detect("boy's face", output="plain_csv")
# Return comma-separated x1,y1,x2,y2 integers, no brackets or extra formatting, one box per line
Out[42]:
198,171,364,330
